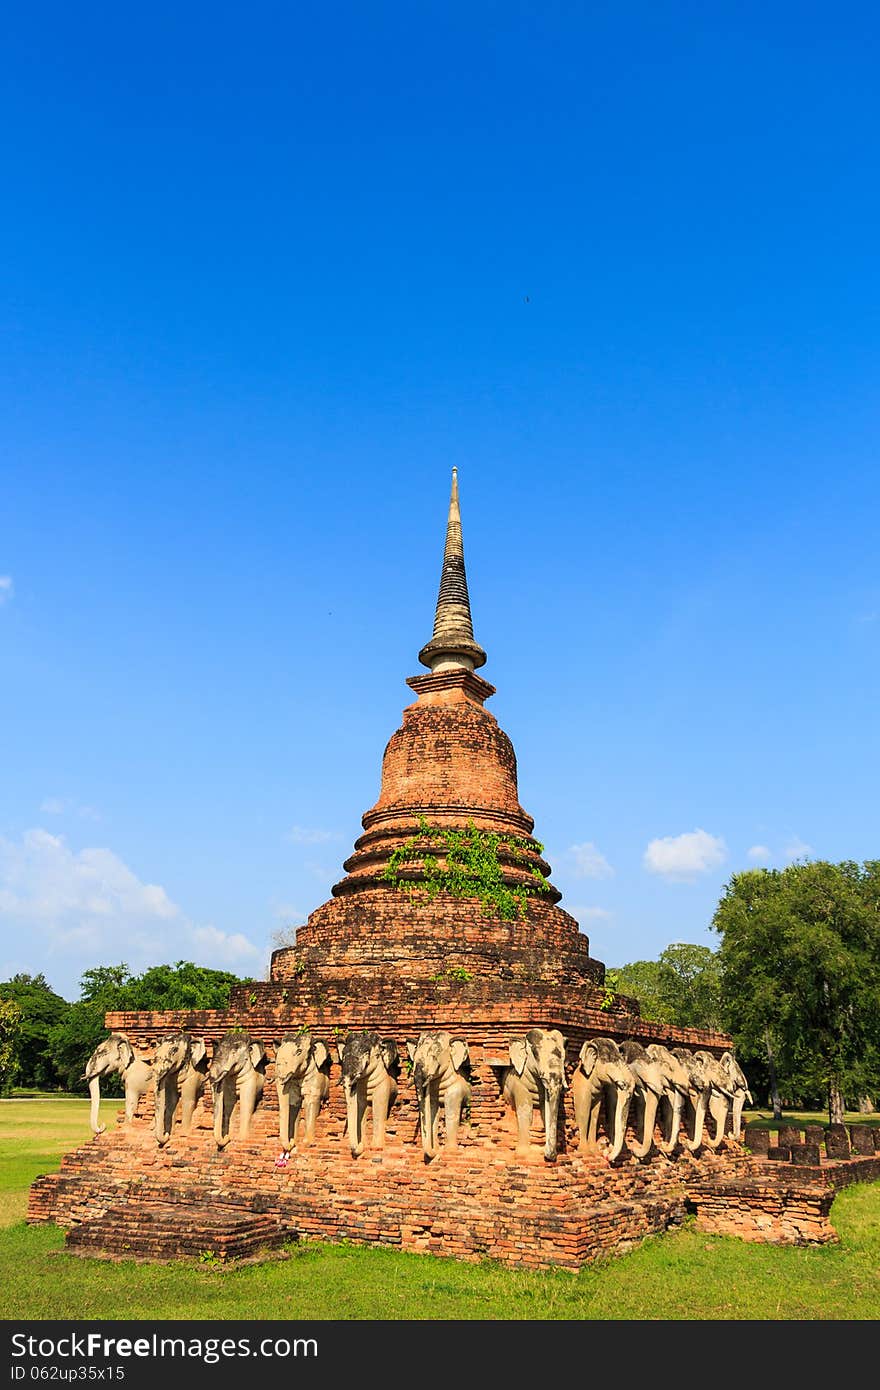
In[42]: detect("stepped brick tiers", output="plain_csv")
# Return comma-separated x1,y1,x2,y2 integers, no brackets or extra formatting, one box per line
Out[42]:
29,471,879,1269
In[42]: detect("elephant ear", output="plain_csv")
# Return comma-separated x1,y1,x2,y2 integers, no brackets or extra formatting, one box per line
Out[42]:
406,1040,417,1064
190,1038,207,1066
381,1040,399,1071
117,1035,136,1069
450,1040,469,1072
312,1041,329,1069
248,1042,266,1069
578,1041,598,1077
509,1038,528,1076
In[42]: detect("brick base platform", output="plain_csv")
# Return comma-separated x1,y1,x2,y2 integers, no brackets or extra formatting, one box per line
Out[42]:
687,1155,880,1245
29,1086,866,1271
29,1119,701,1272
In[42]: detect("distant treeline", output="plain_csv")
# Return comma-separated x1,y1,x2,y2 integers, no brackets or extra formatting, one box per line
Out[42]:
0,962,250,1095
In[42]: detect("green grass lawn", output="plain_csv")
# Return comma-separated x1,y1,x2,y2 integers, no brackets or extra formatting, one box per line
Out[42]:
1,1098,878,1320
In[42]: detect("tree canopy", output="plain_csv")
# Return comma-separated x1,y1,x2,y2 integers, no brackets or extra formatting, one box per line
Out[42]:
0,997,23,1094
0,973,69,1089
712,860,880,1122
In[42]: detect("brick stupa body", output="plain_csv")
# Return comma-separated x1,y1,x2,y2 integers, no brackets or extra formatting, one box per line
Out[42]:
30,473,872,1268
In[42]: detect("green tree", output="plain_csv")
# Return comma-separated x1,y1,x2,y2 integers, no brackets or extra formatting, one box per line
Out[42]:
605,960,671,1024
607,944,723,1029
712,861,880,1123
656,943,723,1030
0,974,70,1089
0,997,23,1094
121,961,247,1011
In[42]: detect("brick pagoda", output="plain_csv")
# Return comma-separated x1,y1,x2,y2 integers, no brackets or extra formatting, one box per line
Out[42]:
29,472,876,1268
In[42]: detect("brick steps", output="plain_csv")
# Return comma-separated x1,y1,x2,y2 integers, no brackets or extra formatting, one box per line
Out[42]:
65,1202,292,1263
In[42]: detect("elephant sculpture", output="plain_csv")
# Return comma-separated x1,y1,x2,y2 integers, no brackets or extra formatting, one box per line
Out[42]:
208,1034,266,1148
502,1028,567,1161
84,1031,153,1134
407,1031,471,1160
644,1043,692,1154
275,1031,331,1151
153,1032,207,1146
338,1031,400,1158
620,1040,666,1160
572,1036,635,1162
719,1050,753,1140
673,1047,735,1151
695,1049,737,1149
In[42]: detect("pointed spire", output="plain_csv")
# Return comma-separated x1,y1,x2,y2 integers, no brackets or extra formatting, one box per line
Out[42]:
418,468,487,672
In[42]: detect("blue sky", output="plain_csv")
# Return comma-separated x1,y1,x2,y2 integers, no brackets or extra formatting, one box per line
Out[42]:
2,5,878,1000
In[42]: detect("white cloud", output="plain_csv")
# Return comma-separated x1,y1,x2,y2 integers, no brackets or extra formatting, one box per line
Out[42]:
0,828,264,992
270,900,307,922
782,836,813,862
566,842,614,879
0,576,12,605
643,828,728,882
577,906,613,920
191,924,262,967
40,797,101,821
747,844,771,862
285,825,339,845
0,830,178,924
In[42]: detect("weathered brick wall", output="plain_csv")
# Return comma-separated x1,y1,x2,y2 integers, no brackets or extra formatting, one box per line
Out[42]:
28,1093,748,1270
103,999,734,1082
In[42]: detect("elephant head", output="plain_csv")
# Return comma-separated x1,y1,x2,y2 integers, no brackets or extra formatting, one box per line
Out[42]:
208,1034,265,1149
275,1031,331,1151
719,1050,753,1140
645,1043,692,1154
504,1028,567,1161
673,1047,732,1151
572,1037,635,1162
620,1040,666,1160
153,1033,207,1146
338,1031,400,1158
406,1031,471,1159
83,1032,152,1134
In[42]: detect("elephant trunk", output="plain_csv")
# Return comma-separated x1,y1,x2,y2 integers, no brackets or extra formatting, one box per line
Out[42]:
705,1093,730,1150
682,1090,708,1151
418,1084,438,1158
88,1074,106,1135
278,1084,291,1152
607,1085,632,1162
155,1081,170,1146
413,1063,438,1158
542,1085,561,1161
732,1090,750,1140
213,1084,231,1149
629,1087,660,1160
345,1087,364,1157
657,1090,685,1155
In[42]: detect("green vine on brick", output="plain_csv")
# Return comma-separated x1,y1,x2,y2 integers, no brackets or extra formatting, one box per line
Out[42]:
382,817,550,921
598,984,617,1012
